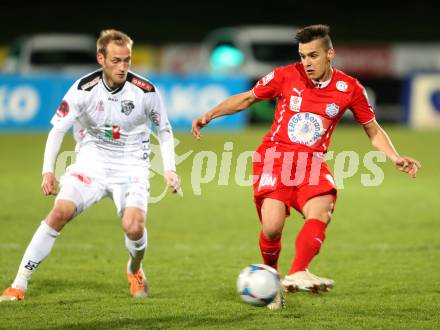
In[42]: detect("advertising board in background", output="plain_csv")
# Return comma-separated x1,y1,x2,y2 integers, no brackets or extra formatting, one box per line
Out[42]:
404,72,440,129
0,73,249,132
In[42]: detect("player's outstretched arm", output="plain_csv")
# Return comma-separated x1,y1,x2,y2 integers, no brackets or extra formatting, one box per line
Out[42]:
363,120,421,178
191,90,258,140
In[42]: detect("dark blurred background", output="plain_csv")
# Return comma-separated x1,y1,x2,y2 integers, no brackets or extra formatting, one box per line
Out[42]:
1,1,439,130
1,1,439,44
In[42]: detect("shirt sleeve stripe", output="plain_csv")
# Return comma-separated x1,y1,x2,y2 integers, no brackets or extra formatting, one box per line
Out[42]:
359,117,376,125
252,88,272,100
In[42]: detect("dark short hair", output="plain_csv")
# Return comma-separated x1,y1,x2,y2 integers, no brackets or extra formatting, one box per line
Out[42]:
295,24,333,49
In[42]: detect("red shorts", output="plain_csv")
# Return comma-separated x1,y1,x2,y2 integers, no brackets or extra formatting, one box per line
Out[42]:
253,143,337,221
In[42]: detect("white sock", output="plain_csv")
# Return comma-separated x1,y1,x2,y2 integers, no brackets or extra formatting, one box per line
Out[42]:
12,221,60,291
125,228,147,274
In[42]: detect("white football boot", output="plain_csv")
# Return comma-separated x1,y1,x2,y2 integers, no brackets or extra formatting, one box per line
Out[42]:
307,270,334,291
283,270,334,293
266,289,286,310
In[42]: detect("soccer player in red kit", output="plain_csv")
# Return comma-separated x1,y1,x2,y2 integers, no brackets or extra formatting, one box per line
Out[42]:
192,25,421,309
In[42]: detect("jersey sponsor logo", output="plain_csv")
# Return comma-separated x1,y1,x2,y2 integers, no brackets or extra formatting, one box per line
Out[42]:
259,71,274,86
258,173,277,190
80,76,100,91
71,172,92,184
287,112,324,146
325,103,339,117
108,97,118,102
105,124,121,139
131,77,154,92
336,80,348,92
56,100,70,117
290,88,304,112
95,124,126,146
290,95,302,112
293,88,304,96
121,100,135,116
97,100,104,112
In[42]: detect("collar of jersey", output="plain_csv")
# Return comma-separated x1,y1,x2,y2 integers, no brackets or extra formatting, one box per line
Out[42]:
312,78,331,89
102,75,125,95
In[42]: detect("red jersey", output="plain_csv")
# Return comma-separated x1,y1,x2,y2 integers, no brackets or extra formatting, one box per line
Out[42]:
252,63,375,153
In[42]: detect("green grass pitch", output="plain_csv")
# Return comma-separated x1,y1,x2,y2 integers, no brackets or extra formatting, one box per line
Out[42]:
0,125,439,329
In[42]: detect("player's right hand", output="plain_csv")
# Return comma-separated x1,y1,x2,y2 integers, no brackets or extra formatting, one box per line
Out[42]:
191,115,210,140
164,170,181,193
41,172,58,196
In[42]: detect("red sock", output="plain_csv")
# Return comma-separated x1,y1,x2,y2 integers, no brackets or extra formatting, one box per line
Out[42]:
289,218,327,274
259,230,281,270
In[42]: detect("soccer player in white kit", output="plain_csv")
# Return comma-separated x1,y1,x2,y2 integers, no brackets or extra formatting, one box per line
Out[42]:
0,29,181,301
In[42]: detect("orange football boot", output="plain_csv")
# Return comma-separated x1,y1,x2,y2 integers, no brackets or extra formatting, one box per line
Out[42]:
0,287,25,301
127,269,148,298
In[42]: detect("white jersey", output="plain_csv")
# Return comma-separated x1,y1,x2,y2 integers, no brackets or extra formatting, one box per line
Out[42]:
50,69,171,172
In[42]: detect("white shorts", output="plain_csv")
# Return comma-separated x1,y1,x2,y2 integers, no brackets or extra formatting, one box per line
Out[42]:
56,164,149,217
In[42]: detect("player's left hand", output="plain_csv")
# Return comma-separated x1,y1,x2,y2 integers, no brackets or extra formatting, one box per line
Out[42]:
164,170,181,193
393,156,421,178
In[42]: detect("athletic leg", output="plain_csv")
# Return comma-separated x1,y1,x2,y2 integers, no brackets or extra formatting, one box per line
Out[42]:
284,194,335,292
0,200,76,301
259,198,286,270
112,181,149,298
1,171,106,301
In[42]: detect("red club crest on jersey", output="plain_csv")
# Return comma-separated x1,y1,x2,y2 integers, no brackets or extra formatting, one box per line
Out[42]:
56,100,70,117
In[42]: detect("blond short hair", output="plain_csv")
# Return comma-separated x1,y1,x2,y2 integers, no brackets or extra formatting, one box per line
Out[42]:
97,29,133,56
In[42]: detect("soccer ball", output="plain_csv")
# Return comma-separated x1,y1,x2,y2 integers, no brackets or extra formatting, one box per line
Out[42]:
236,264,281,306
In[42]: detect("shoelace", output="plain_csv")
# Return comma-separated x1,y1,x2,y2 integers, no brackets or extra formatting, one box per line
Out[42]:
133,273,144,287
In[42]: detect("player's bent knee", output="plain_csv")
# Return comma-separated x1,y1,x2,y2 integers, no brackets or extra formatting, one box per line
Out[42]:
124,223,145,240
320,202,334,223
305,208,333,224
302,195,334,224
262,228,282,240
261,216,285,239
122,209,145,240
46,202,76,231
262,222,283,240
318,212,332,224
260,199,286,240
